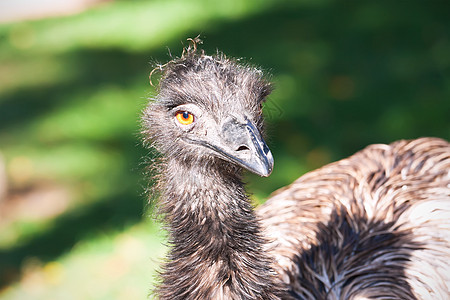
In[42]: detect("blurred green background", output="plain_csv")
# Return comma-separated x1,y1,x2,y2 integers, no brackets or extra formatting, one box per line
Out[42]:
0,0,449,299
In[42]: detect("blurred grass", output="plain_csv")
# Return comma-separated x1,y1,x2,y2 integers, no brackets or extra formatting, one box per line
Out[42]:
0,0,449,299
1,220,166,300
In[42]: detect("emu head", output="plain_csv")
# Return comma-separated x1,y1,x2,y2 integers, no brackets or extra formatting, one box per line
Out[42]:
143,50,274,177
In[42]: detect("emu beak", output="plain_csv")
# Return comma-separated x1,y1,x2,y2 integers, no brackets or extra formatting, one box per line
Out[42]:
216,117,274,177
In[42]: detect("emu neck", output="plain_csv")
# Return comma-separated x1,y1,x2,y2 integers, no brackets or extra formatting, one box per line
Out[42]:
156,159,286,299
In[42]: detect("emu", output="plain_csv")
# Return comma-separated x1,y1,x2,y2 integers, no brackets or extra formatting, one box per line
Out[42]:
142,42,450,299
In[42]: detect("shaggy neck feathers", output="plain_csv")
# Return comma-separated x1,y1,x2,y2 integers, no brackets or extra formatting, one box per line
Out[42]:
155,158,288,299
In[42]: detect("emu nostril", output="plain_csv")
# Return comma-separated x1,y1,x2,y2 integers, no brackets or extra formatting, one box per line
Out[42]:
237,145,250,152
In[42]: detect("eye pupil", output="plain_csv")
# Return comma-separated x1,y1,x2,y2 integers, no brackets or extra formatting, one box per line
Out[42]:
182,112,189,120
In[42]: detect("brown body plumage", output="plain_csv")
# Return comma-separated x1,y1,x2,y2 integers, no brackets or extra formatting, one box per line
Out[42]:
260,137,450,299
142,42,450,299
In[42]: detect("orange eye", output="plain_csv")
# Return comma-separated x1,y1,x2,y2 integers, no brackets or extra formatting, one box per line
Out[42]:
175,111,194,125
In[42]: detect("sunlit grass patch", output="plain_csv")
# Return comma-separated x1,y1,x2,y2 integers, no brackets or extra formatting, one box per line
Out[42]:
0,220,167,300
0,0,281,56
